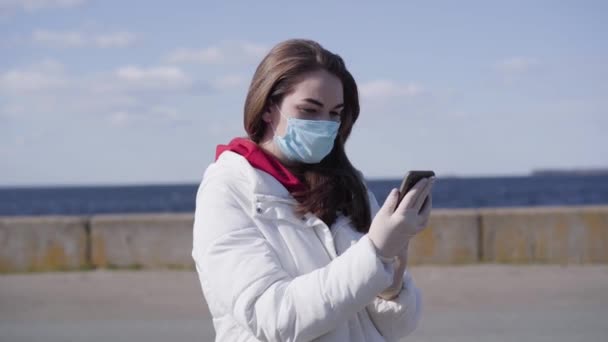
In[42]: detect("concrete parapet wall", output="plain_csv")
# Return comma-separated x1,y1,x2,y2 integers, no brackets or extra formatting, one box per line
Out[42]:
0,205,607,273
90,213,194,269
480,205,608,264
0,216,88,272
409,209,480,265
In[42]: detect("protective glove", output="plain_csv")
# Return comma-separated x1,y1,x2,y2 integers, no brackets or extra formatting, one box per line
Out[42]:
377,240,411,300
367,176,435,259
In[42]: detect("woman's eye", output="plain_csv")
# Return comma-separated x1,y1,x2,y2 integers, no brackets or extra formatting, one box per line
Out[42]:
302,108,317,113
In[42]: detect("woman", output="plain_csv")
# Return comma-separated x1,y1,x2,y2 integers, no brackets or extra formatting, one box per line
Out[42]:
192,39,435,341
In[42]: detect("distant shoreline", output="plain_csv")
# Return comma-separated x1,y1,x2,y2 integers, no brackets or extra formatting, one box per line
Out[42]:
531,168,608,176
2,168,608,189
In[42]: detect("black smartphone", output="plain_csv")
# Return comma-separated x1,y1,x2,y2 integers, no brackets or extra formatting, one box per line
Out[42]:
396,170,436,208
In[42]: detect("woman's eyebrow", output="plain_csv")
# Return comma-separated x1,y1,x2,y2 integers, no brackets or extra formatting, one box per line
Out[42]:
303,98,344,109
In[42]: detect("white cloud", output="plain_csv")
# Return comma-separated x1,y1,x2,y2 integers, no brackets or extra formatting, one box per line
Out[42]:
114,65,193,90
495,57,539,74
166,41,268,65
108,110,134,127
33,29,85,46
32,29,137,48
1,60,202,103
0,59,68,92
94,31,137,48
0,0,85,12
1,60,240,130
0,69,66,91
167,47,223,64
108,106,185,128
359,80,425,100
151,106,180,121
0,60,204,133
213,74,247,90
240,42,268,59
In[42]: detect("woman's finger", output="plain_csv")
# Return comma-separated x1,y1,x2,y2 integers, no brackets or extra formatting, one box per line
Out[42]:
419,192,432,218
412,177,435,213
415,193,432,228
396,178,428,214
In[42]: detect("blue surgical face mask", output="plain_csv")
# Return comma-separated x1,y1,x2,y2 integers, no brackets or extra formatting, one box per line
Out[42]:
271,105,340,164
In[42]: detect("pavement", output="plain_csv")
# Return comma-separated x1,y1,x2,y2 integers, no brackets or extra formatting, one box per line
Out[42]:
1,265,608,342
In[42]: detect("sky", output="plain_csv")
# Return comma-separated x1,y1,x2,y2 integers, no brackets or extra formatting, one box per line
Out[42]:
1,0,607,186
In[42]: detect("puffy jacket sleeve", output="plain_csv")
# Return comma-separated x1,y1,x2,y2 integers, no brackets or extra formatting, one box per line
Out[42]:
191,175,396,342
364,188,424,341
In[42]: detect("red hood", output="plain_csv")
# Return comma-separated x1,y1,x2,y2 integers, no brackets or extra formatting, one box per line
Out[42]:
215,137,306,195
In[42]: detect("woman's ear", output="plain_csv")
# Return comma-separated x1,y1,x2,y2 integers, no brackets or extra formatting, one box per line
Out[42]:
262,105,273,123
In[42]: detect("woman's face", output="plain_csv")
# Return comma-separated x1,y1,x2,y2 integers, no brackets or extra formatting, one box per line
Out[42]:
264,69,344,137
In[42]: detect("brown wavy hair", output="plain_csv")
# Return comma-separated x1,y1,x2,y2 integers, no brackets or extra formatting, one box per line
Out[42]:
243,39,372,233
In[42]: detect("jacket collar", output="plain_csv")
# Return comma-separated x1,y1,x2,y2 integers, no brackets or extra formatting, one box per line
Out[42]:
215,137,307,194
215,151,316,225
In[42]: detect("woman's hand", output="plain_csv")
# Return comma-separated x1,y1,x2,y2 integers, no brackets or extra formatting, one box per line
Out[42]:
367,177,435,259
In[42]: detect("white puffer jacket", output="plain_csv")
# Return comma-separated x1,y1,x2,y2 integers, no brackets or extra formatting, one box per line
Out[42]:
191,151,422,341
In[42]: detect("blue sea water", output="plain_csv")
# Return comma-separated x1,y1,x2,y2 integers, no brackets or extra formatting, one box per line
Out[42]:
1,175,607,217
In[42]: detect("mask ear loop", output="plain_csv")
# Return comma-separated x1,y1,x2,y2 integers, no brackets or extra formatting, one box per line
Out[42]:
269,118,277,136
270,104,288,138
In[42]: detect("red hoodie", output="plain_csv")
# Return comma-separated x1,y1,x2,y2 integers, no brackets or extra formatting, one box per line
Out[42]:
215,137,307,194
